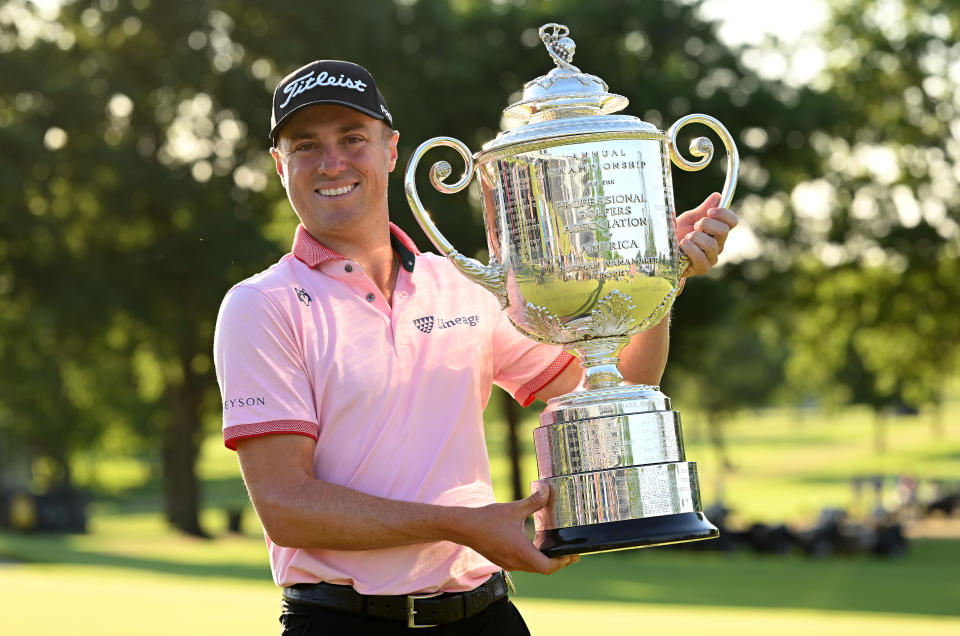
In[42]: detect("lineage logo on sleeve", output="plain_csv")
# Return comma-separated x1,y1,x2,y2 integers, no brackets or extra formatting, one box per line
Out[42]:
413,314,479,334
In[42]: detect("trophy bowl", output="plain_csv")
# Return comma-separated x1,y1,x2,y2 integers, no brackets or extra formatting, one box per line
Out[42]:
405,23,739,556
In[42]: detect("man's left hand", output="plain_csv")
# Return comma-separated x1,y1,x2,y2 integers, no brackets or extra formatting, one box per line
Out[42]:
675,192,739,277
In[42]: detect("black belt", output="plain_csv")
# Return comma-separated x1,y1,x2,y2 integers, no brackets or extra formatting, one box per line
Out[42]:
281,571,511,628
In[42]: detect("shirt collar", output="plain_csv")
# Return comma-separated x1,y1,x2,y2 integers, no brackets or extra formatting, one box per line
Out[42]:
292,223,419,273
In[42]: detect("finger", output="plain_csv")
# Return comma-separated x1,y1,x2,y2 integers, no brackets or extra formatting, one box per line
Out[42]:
705,206,738,229
694,217,732,250
694,217,731,238
513,543,565,574
680,237,710,276
517,485,550,516
687,231,720,265
689,192,721,217
676,193,722,235
542,554,580,575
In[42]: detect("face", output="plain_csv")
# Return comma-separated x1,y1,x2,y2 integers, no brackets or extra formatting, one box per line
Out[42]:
272,104,399,243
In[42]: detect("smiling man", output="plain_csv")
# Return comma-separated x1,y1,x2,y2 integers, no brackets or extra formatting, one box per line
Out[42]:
213,59,738,635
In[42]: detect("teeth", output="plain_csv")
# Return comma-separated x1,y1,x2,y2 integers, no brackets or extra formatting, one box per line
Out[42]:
317,184,355,197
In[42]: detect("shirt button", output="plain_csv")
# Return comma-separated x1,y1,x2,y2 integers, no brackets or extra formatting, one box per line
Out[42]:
344,264,353,273
366,293,375,302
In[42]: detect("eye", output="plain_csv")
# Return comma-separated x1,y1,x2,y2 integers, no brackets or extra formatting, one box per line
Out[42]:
345,135,366,145
294,142,316,153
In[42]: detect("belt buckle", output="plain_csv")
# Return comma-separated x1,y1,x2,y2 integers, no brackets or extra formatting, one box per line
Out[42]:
406,591,443,628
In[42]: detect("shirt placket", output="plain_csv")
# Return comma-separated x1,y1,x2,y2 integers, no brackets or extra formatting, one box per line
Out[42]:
391,270,416,348
324,260,394,324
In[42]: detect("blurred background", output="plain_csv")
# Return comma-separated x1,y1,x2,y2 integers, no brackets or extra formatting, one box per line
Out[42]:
1,0,958,633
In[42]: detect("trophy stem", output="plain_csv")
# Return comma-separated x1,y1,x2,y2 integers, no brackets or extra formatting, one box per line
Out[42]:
568,336,630,391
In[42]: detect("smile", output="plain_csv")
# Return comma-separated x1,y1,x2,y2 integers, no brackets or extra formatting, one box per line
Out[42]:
316,183,357,197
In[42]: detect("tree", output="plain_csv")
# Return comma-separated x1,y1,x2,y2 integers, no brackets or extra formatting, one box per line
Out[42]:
665,273,787,498
0,0,852,534
1,0,281,534
772,0,960,434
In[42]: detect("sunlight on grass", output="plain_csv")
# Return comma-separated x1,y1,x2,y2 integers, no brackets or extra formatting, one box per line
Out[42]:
517,599,960,636
0,567,957,636
0,568,278,635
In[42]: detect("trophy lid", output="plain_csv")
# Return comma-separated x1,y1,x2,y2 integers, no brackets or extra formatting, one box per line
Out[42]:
504,24,628,122
481,23,658,154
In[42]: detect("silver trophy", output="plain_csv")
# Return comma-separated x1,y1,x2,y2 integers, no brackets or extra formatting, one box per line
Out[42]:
404,23,739,556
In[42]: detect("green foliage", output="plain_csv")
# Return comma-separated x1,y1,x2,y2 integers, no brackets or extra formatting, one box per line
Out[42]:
666,274,787,415
770,0,960,412
2,0,957,528
0,0,805,514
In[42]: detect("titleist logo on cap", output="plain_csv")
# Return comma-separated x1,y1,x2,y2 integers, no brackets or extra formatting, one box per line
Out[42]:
270,60,392,142
280,71,368,109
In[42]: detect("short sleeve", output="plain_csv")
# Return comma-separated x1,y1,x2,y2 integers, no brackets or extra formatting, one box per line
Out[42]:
490,310,576,407
213,284,319,450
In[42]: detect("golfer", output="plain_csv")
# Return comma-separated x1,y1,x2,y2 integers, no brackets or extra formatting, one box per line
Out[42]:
213,59,738,634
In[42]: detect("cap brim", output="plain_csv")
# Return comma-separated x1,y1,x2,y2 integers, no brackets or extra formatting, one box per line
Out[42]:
269,99,389,142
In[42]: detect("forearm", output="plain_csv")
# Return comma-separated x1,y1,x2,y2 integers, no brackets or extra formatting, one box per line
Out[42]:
617,313,669,386
244,467,473,550
235,434,576,574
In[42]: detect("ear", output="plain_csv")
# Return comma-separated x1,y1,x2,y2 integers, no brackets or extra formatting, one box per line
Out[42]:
270,147,287,189
387,129,399,173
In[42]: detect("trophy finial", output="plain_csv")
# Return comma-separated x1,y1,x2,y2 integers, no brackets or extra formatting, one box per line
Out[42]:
539,23,581,72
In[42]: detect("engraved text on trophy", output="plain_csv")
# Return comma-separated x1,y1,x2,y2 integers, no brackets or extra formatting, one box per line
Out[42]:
480,139,680,336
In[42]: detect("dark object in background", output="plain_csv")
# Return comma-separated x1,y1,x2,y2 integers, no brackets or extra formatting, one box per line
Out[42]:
663,502,908,560
744,522,796,555
226,507,244,534
871,523,907,558
0,488,87,533
796,507,906,559
926,492,959,517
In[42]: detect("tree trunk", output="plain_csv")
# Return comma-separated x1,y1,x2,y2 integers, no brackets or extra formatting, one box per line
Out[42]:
706,411,729,504
930,396,944,439
501,390,524,502
707,411,732,470
873,410,886,454
53,447,73,492
162,354,207,537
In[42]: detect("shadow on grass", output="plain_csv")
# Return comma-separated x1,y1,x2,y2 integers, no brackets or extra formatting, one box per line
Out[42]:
512,539,960,617
5,531,956,617
0,531,270,582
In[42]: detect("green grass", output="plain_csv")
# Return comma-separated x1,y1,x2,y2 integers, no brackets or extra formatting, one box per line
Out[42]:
1,401,959,634
1,566,956,635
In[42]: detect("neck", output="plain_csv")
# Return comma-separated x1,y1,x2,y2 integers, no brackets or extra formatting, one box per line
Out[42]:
356,240,400,303
307,222,399,302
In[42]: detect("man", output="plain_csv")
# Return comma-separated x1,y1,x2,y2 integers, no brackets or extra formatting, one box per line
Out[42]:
214,59,737,634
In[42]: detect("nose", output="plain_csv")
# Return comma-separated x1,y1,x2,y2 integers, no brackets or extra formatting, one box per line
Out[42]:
316,144,346,175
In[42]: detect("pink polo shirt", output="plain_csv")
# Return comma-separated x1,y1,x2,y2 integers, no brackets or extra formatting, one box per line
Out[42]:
213,223,573,595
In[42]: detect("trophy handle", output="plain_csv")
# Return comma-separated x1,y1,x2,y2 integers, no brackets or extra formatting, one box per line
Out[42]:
666,114,740,275
404,136,509,308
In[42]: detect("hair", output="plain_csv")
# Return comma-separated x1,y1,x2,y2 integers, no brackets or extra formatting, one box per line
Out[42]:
380,121,397,141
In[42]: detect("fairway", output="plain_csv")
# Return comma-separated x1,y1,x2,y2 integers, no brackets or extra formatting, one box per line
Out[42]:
1,404,958,634
1,564,958,635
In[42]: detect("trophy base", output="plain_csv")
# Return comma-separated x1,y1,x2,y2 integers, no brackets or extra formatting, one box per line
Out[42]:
533,512,719,557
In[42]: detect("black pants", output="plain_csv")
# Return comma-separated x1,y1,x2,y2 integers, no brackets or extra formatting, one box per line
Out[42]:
279,596,531,635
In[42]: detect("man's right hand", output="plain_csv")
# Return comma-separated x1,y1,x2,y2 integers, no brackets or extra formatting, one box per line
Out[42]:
455,487,580,575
